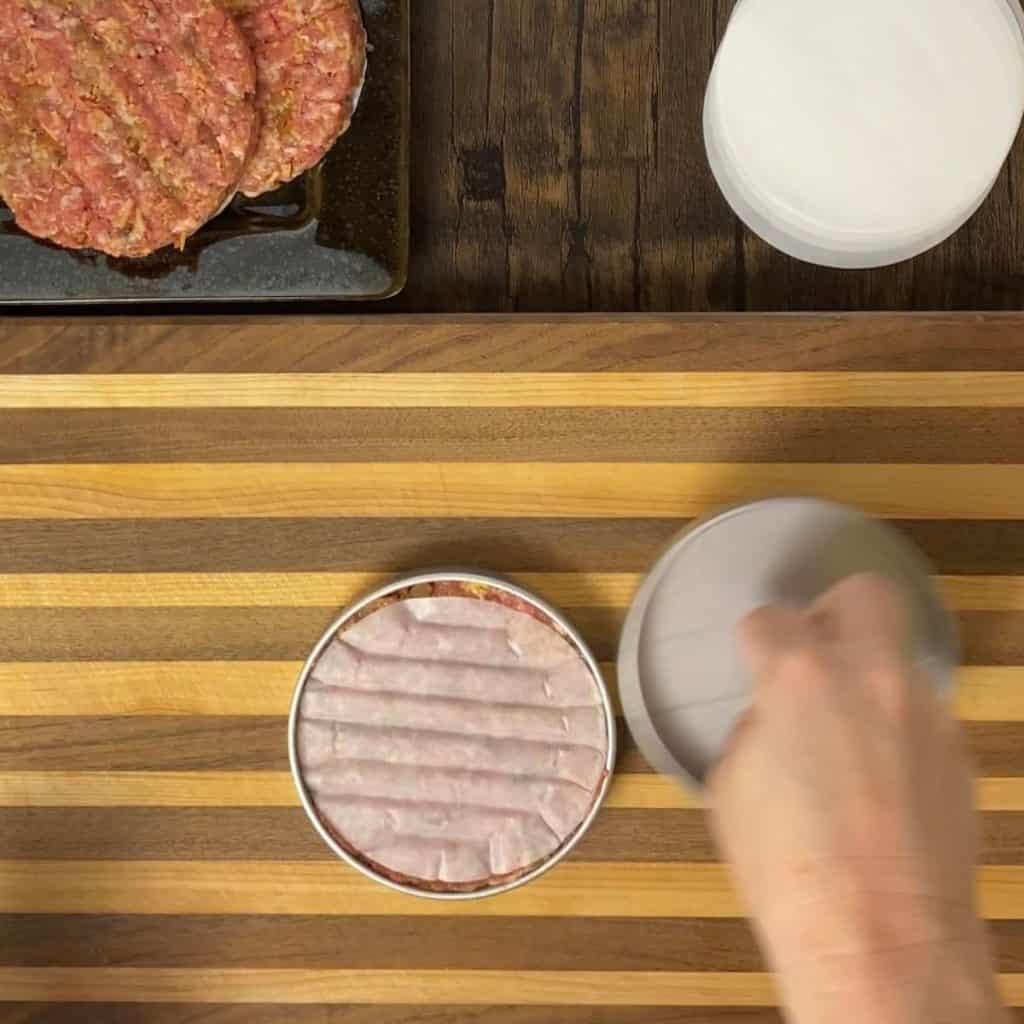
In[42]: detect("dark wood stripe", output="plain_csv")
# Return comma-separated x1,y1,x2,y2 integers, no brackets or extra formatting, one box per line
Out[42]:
960,613,1024,666
905,522,1024,575
0,808,709,863
3,914,1021,975
0,607,1020,665
4,409,1024,464
1,718,1021,776
0,519,676,573
3,317,1024,372
0,1007,788,1024
0,915,763,971
1,519,1022,574
2,807,1022,866
0,808,329,861
0,719,285,772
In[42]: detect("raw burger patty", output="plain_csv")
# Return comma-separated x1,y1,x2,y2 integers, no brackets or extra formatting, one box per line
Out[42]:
296,593,610,892
0,0,258,258
228,0,366,197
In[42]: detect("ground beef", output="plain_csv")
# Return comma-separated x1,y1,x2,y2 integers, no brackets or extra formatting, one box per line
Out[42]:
0,0,258,258
228,0,366,197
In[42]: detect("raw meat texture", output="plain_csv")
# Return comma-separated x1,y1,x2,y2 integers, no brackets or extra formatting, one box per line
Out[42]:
227,0,367,196
0,0,258,257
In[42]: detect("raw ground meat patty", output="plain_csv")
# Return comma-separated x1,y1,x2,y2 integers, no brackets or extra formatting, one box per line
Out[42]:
0,0,258,258
228,0,366,197
296,585,611,893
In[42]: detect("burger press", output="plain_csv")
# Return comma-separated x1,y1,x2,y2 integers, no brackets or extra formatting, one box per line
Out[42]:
618,498,960,790
289,570,617,900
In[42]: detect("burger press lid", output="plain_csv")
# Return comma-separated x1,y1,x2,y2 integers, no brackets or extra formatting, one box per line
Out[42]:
617,498,959,789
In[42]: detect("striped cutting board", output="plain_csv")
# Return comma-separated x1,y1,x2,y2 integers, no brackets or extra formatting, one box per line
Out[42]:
3,314,1024,1023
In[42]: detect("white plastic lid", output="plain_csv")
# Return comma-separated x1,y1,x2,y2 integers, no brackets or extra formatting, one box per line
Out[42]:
618,500,959,789
704,0,1024,268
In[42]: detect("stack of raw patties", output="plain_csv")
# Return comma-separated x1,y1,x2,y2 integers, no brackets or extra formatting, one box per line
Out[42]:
0,0,366,257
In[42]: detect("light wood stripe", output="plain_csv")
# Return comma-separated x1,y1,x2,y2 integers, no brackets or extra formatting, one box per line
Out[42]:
608,776,701,811
956,667,1024,721
0,663,302,717
1,572,1022,610
0,860,749,917
0,771,299,808
0,968,780,1006
976,778,1024,812
2,372,1023,409
1,463,1022,519
602,775,1024,813
612,775,1024,814
0,663,1016,721
0,771,1019,813
943,577,1024,612
2,861,1023,920
3,969,1022,1009
0,571,634,608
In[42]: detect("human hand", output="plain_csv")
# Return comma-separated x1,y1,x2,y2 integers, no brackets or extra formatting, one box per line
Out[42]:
708,574,1006,1024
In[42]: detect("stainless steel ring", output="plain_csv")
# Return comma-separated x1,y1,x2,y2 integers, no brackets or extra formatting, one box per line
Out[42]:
288,569,618,900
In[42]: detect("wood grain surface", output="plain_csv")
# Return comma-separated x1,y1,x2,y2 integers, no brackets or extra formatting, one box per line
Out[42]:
2,313,1024,1022
373,1,1024,314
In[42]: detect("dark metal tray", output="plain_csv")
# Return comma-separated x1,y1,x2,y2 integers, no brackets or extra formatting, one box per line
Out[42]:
0,0,408,305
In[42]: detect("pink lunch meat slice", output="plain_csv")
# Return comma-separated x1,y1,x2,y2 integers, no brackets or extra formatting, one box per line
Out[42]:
296,591,610,892
300,682,607,749
311,641,601,707
297,719,605,790
316,799,562,883
303,760,594,844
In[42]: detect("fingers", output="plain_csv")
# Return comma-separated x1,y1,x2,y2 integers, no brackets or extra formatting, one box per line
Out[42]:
739,602,807,686
810,572,908,658
740,574,909,694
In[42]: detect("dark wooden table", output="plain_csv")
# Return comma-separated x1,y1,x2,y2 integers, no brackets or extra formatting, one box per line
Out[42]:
3,314,1024,1022
384,0,1024,314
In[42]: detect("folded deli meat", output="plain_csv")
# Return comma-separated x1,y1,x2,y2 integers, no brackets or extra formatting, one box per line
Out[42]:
296,583,610,892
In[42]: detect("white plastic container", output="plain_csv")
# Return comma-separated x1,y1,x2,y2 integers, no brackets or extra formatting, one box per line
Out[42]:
704,0,1024,269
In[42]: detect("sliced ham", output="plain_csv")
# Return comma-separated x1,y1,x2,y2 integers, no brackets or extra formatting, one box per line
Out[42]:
316,800,561,883
301,681,606,748
296,590,610,892
297,720,605,790
344,602,521,666
304,759,594,840
312,641,600,707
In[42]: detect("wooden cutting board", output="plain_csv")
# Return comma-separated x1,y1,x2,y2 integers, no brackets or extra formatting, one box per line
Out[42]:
2,314,1024,1022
